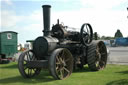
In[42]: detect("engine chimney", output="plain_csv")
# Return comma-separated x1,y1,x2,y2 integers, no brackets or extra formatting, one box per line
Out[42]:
42,5,51,36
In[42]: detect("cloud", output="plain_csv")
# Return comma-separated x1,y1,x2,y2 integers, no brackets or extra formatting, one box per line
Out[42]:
3,0,13,5
18,23,43,43
27,10,43,23
80,0,128,9
1,0,128,44
51,7,128,37
1,9,44,43
1,10,24,29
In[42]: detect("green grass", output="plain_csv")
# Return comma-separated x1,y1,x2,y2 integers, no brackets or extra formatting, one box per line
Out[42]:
0,62,128,85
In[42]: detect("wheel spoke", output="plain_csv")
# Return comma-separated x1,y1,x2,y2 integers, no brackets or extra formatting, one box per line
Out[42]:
65,58,70,62
31,54,34,60
59,52,65,62
28,69,30,75
87,28,89,33
24,59,27,62
56,56,60,62
32,54,36,60
24,66,27,70
24,64,27,70
61,50,65,58
56,65,59,70
29,69,32,76
59,57,63,63
60,69,64,79
63,67,70,74
56,62,61,65
83,30,86,33
28,52,32,60
27,54,30,61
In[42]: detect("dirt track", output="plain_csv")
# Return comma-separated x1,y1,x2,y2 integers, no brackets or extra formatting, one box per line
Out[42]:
107,46,128,65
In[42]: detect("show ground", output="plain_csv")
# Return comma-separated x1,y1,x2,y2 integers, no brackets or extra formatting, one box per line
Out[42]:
13,46,128,65
107,46,128,65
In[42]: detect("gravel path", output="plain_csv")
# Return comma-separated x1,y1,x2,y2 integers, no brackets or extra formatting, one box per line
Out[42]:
107,46,128,65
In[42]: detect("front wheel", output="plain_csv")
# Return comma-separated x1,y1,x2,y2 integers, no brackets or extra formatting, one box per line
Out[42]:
18,50,41,78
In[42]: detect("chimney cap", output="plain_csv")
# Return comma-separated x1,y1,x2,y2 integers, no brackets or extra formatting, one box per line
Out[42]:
42,5,51,8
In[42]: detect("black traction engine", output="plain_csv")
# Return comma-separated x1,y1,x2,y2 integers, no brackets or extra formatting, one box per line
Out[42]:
18,5,108,80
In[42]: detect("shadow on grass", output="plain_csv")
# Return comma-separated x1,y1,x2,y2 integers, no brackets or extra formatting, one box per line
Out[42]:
106,79,128,85
0,63,18,69
0,76,55,84
116,70,128,75
73,67,91,73
0,71,55,84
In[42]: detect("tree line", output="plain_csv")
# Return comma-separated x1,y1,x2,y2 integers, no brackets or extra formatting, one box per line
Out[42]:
94,29,126,40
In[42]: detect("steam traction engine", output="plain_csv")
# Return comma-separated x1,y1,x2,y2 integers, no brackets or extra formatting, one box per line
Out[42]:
18,5,108,80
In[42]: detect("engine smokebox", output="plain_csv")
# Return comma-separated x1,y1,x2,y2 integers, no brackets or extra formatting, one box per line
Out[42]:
33,37,58,59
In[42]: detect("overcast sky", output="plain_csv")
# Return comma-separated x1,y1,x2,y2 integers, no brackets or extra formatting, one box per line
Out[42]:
1,0,128,44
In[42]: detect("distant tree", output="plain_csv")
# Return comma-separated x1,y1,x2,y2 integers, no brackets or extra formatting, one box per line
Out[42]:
93,32,100,40
101,36,106,40
101,36,114,40
114,29,123,38
105,36,114,40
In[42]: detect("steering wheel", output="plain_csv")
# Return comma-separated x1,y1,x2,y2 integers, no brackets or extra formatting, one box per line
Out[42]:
80,23,93,46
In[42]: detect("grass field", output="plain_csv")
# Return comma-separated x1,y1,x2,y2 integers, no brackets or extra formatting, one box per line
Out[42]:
0,62,128,85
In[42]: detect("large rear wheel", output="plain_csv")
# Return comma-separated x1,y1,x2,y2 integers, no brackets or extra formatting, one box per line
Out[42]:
87,41,107,71
49,48,73,80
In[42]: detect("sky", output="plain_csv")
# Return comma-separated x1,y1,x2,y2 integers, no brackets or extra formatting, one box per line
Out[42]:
0,0,128,44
